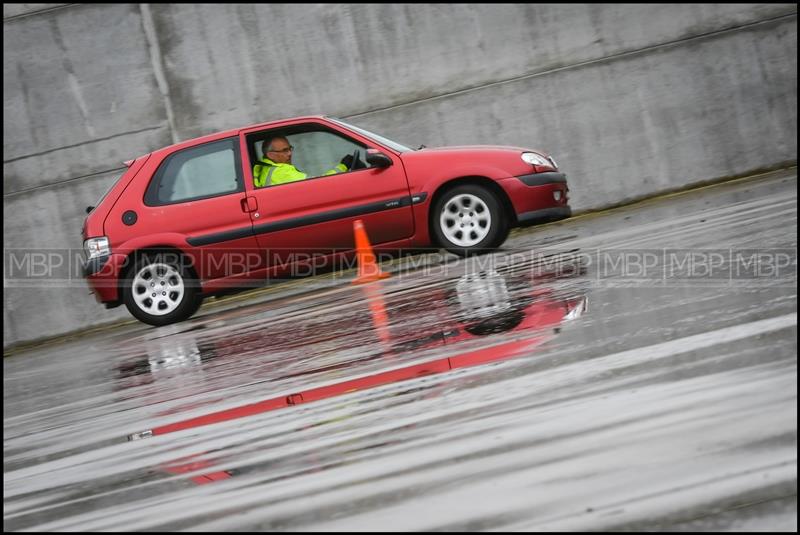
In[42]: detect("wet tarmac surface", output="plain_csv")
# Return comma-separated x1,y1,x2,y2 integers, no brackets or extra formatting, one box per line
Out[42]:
4,170,797,531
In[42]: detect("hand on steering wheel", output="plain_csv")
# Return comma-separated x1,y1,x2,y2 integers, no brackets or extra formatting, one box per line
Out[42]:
341,149,366,170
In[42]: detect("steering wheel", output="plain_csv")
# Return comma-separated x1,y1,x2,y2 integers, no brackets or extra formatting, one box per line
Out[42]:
350,148,365,170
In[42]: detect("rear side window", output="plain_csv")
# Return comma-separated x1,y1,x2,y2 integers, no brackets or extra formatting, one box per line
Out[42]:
145,138,243,205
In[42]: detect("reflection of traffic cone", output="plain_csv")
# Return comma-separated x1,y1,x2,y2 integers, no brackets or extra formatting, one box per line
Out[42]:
361,283,393,350
352,219,391,284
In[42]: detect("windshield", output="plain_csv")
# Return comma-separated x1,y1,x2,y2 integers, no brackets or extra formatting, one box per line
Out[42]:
328,118,413,153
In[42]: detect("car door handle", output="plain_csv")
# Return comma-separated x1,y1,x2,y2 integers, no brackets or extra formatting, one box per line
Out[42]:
241,196,258,213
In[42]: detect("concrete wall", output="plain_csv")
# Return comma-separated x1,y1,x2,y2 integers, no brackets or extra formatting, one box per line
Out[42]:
4,4,797,347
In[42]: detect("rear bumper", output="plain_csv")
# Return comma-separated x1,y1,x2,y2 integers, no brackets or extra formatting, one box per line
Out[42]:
84,253,127,303
83,254,111,277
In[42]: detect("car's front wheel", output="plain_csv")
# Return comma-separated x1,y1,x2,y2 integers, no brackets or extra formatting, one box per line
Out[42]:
122,252,202,326
432,184,508,256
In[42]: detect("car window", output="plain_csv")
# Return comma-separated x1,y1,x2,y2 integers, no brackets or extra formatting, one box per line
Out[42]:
250,128,370,188
290,131,367,178
146,138,242,205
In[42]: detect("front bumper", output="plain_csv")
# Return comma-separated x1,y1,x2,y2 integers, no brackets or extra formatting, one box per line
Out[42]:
498,172,572,225
517,206,572,226
516,171,567,187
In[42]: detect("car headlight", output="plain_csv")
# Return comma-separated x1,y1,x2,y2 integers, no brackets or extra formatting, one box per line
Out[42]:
521,152,551,167
84,236,110,260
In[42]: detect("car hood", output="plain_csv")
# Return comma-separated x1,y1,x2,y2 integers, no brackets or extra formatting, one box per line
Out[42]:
414,145,545,155
398,145,552,180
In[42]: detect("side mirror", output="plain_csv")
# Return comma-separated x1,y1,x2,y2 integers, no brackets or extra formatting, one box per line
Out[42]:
366,149,392,169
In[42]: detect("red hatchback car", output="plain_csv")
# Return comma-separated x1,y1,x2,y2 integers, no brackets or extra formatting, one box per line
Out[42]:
83,116,571,326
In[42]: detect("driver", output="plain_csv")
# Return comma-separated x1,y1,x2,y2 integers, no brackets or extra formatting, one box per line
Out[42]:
253,136,357,188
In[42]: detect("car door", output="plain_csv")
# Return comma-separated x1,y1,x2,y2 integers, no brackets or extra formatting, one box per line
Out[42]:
240,123,414,269
140,137,263,280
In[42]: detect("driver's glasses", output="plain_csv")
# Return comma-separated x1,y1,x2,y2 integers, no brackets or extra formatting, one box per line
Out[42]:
269,146,293,154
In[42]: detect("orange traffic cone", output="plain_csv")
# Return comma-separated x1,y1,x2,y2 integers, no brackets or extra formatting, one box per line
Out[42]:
351,219,391,284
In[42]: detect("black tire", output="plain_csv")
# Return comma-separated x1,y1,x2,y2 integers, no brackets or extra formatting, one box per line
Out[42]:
121,251,202,326
431,184,508,256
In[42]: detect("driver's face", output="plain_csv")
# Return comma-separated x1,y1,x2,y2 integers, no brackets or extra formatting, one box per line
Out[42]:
267,138,293,164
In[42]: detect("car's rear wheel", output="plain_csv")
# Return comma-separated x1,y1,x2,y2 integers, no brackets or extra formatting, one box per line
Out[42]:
432,184,508,256
122,252,202,326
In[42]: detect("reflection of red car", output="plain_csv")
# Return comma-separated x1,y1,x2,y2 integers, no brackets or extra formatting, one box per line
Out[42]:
127,270,587,442
161,454,233,486
83,116,571,326
145,273,586,485
132,269,586,485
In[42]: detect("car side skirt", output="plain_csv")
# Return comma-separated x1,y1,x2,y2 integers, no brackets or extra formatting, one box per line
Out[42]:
199,237,415,294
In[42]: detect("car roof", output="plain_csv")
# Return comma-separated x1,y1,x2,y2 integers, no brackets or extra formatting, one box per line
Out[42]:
151,115,330,157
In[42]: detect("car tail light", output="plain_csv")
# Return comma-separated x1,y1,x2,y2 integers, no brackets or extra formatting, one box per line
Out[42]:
84,236,110,260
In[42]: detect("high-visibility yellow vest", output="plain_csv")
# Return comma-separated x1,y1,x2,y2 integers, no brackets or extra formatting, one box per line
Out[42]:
253,159,349,188
253,158,306,187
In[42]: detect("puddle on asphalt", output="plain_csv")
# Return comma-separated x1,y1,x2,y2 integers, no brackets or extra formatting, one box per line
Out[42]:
115,253,590,444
